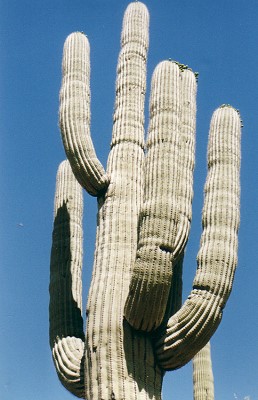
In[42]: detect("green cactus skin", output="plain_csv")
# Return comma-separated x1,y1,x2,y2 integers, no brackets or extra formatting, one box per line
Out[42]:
193,342,214,400
50,2,241,399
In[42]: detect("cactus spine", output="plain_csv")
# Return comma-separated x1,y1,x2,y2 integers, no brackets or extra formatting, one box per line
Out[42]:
49,2,241,399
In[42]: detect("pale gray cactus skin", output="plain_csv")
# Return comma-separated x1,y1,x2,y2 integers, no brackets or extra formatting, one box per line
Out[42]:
193,342,214,400
49,2,241,399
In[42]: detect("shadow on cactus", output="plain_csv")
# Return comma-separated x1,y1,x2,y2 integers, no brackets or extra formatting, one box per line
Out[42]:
49,2,241,399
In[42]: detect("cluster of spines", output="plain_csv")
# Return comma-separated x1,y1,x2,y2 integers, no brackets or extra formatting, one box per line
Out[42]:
168,59,199,81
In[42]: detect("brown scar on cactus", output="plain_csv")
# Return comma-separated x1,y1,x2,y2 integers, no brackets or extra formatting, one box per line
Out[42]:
50,2,241,399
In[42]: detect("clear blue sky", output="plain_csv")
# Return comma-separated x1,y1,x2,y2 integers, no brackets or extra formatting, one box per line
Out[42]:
1,1,257,399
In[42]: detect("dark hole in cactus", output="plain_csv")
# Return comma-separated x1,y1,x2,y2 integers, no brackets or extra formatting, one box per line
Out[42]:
93,345,97,353
159,245,173,254
193,284,211,293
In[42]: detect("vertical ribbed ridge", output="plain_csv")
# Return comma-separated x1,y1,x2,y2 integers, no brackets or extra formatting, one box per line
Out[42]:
59,32,109,196
124,63,197,332
193,342,214,400
83,3,163,399
49,160,85,398
174,69,196,258
154,106,241,370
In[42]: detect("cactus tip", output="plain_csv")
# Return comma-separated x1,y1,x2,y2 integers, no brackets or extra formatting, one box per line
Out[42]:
220,103,231,108
219,104,239,113
219,104,242,124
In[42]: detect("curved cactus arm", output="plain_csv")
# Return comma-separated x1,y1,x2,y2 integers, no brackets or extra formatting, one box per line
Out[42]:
193,342,214,400
154,105,241,370
49,160,85,398
59,33,109,196
124,63,196,331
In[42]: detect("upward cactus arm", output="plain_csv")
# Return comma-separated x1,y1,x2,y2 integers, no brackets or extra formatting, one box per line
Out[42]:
49,160,85,398
193,342,214,400
59,33,109,196
124,63,196,332
154,105,241,370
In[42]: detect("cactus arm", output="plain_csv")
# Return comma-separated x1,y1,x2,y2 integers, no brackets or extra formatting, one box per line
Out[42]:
193,342,214,400
154,105,241,370
49,160,85,398
124,63,197,331
124,61,181,331
59,33,109,196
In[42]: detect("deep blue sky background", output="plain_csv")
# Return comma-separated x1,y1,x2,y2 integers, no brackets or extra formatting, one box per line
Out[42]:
1,1,257,399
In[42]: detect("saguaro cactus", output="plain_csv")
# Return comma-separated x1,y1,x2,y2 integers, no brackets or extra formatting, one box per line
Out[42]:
49,2,241,399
